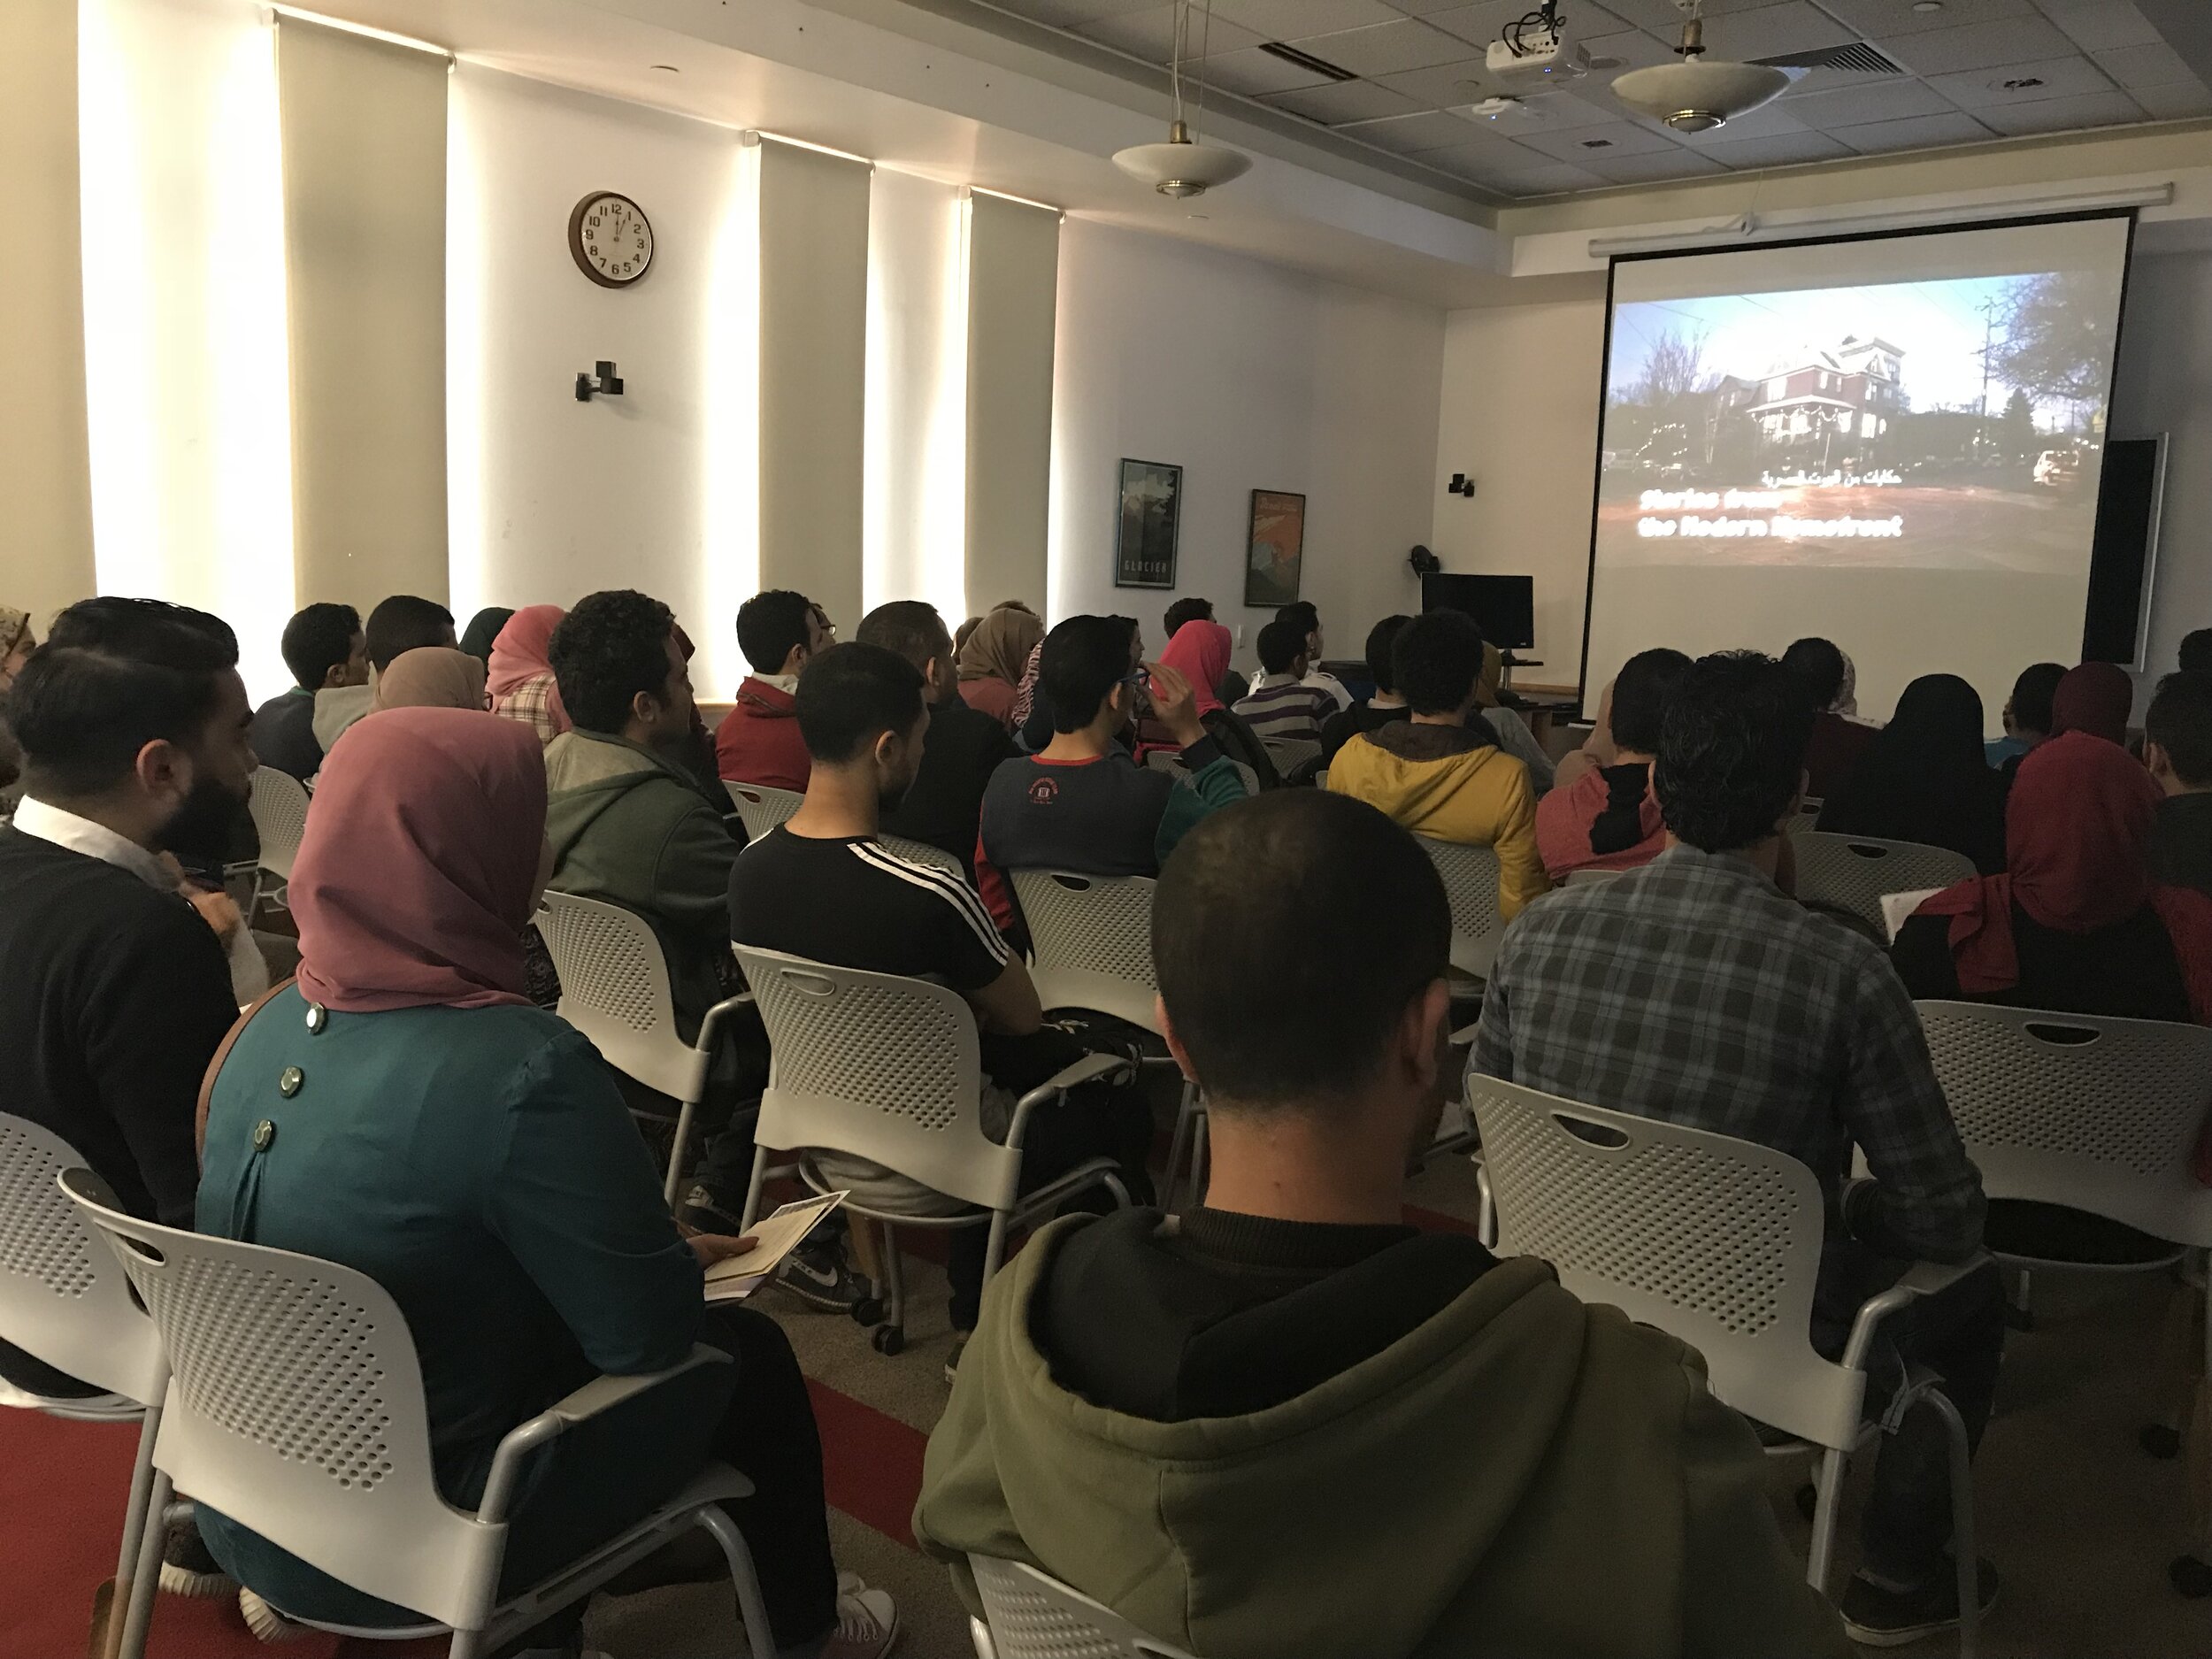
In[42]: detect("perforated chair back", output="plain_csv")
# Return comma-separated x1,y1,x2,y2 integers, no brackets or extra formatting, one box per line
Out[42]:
971,1556,1199,1659
0,1118,165,1405
733,946,1017,1210
1008,870,1162,1033
1790,832,1976,932
538,891,710,1102
879,834,964,878
1261,737,1321,778
1917,1001,2212,1247
1144,750,1258,797
726,782,803,842
61,1171,507,1629
1416,835,1504,979
247,766,311,881
1467,1075,1864,1447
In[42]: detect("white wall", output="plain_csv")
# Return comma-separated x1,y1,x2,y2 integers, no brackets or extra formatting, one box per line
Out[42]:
1049,218,1445,671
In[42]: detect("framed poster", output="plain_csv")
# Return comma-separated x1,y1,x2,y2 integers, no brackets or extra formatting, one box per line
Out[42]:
1114,458,1182,589
1245,489,1306,609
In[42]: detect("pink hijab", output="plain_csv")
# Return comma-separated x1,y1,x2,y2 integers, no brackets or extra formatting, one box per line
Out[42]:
1159,619,1231,718
292,708,547,1012
487,605,571,733
2049,661,2134,744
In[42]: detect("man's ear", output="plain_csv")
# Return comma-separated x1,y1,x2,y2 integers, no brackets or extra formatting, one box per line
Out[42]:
321,663,348,691
1156,994,1200,1084
2146,740,2170,780
630,687,662,727
134,737,191,804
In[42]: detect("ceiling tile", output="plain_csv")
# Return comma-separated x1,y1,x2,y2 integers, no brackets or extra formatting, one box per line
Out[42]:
1206,0,1402,41
1471,87,1625,131
2033,1,2164,53
1078,5,1265,58
1782,76,1960,127
1386,0,1530,30
1287,17,1484,73
1926,54,2117,106
1515,117,1682,160
1578,148,1733,183
1410,127,1548,170
1832,108,1999,150
1815,0,2042,37
1194,44,1338,93
1577,27,1678,71
1465,158,1613,195
1341,106,1493,150
1879,15,2076,74
988,0,1171,27
1261,77,1423,122
1700,3,1858,61
1686,127,1859,166
2094,42,2198,90
1976,87,2147,133
1365,58,1499,103
2131,79,2212,119
1583,0,1701,32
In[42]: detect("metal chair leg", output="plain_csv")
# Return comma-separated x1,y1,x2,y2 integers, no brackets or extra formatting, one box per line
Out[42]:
983,1210,1010,1282
664,1094,701,1209
105,1407,163,1659
884,1229,906,1338
737,1146,771,1232
695,1502,775,1659
1805,1446,1847,1594
115,1470,170,1659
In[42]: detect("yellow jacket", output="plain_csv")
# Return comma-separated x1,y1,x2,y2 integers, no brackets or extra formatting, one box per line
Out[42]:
1327,720,1550,918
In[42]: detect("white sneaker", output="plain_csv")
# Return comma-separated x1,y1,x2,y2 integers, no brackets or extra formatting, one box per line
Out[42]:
821,1577,900,1659
237,1588,313,1643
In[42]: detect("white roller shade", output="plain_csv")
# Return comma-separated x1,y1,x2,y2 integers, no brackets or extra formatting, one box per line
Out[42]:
964,193,1059,617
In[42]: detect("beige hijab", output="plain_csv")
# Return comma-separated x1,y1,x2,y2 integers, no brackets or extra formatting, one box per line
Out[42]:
957,605,1044,686
372,647,489,714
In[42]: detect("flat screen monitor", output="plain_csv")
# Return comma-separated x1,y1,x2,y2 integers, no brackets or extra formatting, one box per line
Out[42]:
1423,573,1535,650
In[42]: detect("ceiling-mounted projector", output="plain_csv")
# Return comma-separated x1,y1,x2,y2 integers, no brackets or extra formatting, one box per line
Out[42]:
1610,1,1796,133
1484,2,1591,87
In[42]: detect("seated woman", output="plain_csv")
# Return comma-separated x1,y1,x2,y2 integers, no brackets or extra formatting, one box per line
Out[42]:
955,603,1043,732
2048,659,2135,747
369,645,489,713
1140,618,1279,788
1818,673,2007,873
488,604,572,745
195,707,894,1658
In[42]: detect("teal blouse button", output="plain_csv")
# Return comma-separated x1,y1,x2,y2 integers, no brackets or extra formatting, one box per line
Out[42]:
253,1120,276,1151
278,1066,303,1098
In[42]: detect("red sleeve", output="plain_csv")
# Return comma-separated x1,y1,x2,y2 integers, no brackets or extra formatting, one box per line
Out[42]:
974,827,1018,937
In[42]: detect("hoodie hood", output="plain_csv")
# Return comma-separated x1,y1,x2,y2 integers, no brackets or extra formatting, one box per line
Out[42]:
1339,720,1513,822
542,729,691,857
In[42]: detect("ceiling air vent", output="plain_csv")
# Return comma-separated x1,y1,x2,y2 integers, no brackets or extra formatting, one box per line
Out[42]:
1257,41,1357,82
1754,42,1906,76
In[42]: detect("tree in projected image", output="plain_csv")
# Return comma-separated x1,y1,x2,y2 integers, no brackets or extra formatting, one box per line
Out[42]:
1993,270,2115,410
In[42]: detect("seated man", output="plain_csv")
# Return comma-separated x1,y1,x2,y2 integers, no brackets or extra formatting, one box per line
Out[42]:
1276,600,1352,710
716,588,829,789
1783,635,1875,800
250,603,365,781
975,615,1244,936
1536,646,1693,880
314,594,457,755
1231,618,1337,745
1985,660,2065,777
1317,613,1411,765
2145,669,2212,897
917,791,1847,1659
0,601,251,1386
1326,608,1548,920
1473,649,2003,1647
856,599,1016,880
729,643,1153,1356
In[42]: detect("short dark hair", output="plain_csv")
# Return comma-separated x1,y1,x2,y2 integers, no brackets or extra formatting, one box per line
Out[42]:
1780,637,1848,710
1156,792,1448,1107
1364,615,1413,694
1609,647,1695,756
2180,630,2212,678
2147,672,2212,789
549,589,677,733
1256,618,1307,677
855,601,949,673
795,641,925,764
1277,602,1320,638
365,595,456,672
1163,597,1213,639
1394,610,1483,717
12,597,239,795
1041,616,1129,734
2008,660,2067,736
736,589,815,674
280,603,362,690
1655,651,1816,854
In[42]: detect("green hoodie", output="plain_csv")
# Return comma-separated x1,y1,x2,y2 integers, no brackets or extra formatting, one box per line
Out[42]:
542,728,738,1042
916,1215,1848,1659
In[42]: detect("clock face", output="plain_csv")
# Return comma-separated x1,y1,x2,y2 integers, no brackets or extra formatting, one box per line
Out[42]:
568,192,654,288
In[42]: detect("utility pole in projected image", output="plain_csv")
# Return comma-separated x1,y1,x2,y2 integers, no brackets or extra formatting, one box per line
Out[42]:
1973,296,2000,456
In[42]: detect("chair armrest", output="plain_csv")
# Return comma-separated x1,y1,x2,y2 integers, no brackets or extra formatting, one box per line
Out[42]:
1005,1052,1135,1149
476,1344,733,1525
695,991,756,1054
1839,1252,1992,1373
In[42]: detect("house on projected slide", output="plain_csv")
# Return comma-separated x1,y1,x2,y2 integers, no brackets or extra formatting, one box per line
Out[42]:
1711,335,1907,466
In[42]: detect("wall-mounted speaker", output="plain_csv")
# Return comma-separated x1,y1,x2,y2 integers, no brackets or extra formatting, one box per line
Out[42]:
2081,434,2166,669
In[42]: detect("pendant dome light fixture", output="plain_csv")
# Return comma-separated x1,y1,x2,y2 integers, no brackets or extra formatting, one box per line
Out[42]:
1112,0,1251,198
1610,0,1797,134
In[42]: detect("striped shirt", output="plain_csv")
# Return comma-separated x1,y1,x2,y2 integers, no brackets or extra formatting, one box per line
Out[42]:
1233,675,1337,743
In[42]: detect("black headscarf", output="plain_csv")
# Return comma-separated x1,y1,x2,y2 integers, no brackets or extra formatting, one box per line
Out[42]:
1817,673,2007,872
459,607,515,666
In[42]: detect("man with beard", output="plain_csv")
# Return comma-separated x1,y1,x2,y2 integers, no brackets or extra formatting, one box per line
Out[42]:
0,598,254,1388
728,643,1153,1372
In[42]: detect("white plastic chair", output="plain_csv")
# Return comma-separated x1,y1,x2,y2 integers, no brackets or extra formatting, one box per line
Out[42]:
62,1170,774,1659
536,891,752,1206
879,833,965,879
1416,834,1503,981
733,945,1133,1356
1143,749,1258,797
0,1119,171,1659
1009,869,1207,1208
1467,1076,1983,1652
970,1555,1199,1659
246,765,311,910
1261,736,1322,780
1791,832,1976,933
725,781,803,842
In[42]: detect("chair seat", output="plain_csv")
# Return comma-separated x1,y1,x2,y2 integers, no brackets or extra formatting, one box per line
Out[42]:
0,1378,141,1420
1982,1197,2186,1270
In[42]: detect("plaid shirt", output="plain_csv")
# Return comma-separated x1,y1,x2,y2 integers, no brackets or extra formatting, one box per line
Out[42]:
492,672,562,745
1471,844,1985,1263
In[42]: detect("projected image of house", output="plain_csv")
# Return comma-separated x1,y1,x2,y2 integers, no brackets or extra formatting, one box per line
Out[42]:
1736,335,1905,461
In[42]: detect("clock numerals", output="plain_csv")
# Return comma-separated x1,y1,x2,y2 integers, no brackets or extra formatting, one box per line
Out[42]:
572,192,650,286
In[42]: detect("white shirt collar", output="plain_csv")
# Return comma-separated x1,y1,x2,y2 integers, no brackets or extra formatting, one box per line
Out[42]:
750,672,802,695
12,797,174,891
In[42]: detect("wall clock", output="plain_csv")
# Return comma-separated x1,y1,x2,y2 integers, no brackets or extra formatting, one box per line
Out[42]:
568,191,654,288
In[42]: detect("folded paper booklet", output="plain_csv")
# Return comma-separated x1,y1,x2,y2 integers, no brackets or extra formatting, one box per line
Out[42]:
702,1191,849,1304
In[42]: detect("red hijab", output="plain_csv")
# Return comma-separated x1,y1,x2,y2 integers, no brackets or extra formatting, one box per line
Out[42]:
1159,619,1231,718
1914,730,2212,1018
2049,661,2133,743
487,604,571,733
292,708,548,1013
